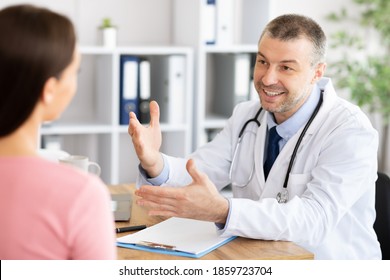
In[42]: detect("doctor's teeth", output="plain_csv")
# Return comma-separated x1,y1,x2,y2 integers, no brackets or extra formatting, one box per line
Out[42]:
265,90,282,96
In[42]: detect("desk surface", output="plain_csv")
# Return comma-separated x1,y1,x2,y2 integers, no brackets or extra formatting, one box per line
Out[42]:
109,184,314,260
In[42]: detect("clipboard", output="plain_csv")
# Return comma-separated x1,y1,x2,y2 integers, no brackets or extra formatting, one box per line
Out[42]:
116,217,236,258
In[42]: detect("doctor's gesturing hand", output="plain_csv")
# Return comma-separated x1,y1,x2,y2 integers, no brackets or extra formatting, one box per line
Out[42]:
128,100,229,222
128,100,163,178
135,159,229,223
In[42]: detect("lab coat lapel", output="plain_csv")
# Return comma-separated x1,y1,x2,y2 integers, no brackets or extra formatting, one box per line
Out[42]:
253,111,268,186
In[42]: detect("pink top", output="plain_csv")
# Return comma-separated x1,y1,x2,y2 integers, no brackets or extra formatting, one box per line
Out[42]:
0,157,117,259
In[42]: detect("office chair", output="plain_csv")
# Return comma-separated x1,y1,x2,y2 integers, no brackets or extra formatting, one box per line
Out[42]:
374,172,390,260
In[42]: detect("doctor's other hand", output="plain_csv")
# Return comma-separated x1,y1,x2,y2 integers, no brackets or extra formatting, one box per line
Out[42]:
128,100,163,177
135,159,229,224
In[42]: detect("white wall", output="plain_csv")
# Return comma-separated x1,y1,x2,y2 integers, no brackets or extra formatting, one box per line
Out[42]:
0,0,357,55
0,0,173,45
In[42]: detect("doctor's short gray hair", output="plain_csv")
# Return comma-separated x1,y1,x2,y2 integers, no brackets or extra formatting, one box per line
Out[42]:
260,14,327,66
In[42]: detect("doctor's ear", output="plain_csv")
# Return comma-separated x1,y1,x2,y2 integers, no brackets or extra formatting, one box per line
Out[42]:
41,77,57,104
311,63,327,84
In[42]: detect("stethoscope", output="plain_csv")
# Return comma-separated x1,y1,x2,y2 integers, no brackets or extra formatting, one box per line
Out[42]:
228,90,324,203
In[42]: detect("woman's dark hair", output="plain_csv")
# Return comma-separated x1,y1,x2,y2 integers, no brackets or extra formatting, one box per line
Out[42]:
0,4,76,136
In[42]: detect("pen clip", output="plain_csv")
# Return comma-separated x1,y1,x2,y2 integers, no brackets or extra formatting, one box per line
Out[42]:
137,240,176,251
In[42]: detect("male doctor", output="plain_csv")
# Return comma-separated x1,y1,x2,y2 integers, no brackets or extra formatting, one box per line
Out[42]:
128,14,381,259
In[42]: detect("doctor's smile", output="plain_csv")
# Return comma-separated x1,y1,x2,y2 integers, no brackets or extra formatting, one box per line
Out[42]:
263,89,285,97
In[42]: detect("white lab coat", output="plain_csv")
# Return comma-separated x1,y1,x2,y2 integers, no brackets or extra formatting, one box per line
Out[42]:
137,78,381,259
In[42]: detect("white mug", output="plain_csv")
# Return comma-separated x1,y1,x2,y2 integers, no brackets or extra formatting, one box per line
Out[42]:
59,155,101,176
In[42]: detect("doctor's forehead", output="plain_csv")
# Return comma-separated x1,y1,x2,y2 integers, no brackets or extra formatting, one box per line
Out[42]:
257,35,314,65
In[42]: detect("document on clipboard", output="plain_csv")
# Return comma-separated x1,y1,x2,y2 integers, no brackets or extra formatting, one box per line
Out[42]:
116,217,236,258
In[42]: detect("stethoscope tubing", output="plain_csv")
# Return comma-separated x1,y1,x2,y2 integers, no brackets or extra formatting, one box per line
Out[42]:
282,92,324,189
238,108,262,138
232,90,324,195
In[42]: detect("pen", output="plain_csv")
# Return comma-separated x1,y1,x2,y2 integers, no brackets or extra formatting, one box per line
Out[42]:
116,225,147,233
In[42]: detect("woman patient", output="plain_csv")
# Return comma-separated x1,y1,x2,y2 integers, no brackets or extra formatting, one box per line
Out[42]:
0,4,116,259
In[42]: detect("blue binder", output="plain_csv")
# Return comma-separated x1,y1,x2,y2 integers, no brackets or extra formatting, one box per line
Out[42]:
119,55,140,125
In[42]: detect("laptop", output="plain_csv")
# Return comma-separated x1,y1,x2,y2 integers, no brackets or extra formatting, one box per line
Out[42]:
111,193,132,221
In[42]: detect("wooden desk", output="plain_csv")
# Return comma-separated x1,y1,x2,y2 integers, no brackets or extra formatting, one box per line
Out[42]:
109,184,314,260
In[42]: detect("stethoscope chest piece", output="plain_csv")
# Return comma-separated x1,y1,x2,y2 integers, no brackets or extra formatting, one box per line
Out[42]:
276,189,289,204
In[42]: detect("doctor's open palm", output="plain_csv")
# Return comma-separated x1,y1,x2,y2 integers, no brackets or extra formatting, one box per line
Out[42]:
128,100,163,177
135,159,229,223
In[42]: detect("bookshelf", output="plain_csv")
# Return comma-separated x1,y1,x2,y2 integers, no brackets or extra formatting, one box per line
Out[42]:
41,46,193,184
172,0,271,148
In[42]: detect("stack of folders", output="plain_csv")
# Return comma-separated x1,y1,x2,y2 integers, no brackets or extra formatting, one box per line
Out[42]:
213,53,253,117
116,217,236,258
119,55,186,125
202,0,234,45
119,55,151,125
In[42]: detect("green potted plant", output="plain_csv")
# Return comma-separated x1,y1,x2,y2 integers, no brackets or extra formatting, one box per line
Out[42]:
326,0,390,172
99,17,117,47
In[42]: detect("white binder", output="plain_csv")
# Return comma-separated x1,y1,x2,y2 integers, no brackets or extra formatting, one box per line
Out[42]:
216,0,234,45
151,55,186,125
201,0,217,45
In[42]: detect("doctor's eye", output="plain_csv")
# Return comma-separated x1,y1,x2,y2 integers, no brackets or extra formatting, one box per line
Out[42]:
257,59,268,67
280,65,294,72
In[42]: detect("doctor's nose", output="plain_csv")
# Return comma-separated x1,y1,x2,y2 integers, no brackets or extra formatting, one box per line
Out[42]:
261,67,279,86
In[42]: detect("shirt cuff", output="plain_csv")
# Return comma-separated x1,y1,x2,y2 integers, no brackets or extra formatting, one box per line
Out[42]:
138,154,169,186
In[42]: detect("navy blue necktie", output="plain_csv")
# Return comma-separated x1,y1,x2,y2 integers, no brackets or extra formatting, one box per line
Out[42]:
264,126,282,180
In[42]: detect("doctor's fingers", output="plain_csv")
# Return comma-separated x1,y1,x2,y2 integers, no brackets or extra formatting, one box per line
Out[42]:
135,185,183,200
136,197,177,212
129,124,156,159
139,198,201,219
128,111,141,137
136,187,189,207
148,101,160,128
136,192,179,205
186,159,211,185
136,196,185,218
186,160,220,198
